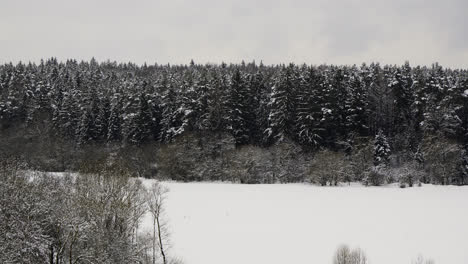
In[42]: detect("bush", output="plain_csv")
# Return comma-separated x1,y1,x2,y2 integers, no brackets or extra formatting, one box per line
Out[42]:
0,159,162,264
333,244,368,264
310,150,347,186
363,165,386,186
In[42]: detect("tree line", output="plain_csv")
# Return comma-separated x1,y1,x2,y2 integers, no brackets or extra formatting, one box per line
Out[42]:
0,58,467,185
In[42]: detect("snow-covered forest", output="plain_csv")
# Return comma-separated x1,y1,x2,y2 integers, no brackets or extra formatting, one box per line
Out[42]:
1,59,467,185
1,59,467,264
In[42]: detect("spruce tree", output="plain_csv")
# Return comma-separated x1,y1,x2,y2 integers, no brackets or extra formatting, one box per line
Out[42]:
77,109,94,144
373,129,391,166
129,93,152,144
95,97,110,141
295,67,323,149
227,69,251,146
264,65,296,145
107,97,122,142
344,71,369,137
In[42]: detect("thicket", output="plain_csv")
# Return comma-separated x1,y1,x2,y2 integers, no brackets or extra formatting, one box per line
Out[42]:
0,159,176,264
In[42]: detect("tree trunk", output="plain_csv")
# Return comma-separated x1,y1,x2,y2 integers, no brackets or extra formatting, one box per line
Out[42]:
49,245,54,264
153,217,156,264
157,214,167,264
69,244,72,264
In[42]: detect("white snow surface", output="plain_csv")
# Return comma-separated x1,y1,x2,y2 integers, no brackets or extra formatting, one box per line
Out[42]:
140,181,468,264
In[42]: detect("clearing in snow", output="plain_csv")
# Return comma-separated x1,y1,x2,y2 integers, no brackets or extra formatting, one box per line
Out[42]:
140,181,468,264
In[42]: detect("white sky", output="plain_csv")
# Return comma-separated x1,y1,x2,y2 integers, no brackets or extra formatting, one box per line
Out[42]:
1,0,467,68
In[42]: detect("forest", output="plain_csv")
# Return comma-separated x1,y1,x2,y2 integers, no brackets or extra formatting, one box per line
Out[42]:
0,58,467,186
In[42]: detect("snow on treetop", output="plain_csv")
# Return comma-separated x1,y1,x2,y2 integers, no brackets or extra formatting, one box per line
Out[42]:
463,89,468,97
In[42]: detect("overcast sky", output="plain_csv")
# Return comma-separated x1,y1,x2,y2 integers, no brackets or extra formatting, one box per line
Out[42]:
1,0,467,68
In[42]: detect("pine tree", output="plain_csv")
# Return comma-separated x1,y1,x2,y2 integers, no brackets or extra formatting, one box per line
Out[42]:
461,144,468,185
77,109,95,144
410,66,426,146
159,75,186,142
206,67,230,132
344,71,369,136
128,93,153,144
77,88,99,144
95,97,110,141
423,64,448,133
56,90,79,139
389,62,414,132
373,129,391,166
247,71,266,144
264,65,296,145
227,69,251,146
107,97,123,142
331,67,349,137
192,69,211,130
295,67,324,149
148,94,162,141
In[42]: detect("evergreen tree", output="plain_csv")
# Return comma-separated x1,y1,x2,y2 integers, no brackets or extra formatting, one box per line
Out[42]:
328,67,349,139
128,93,153,144
77,88,99,144
264,65,296,145
227,69,251,145
461,144,468,185
389,62,414,132
247,71,267,144
295,67,324,149
159,75,186,142
77,108,95,144
344,71,369,137
373,129,391,166
95,96,110,141
57,91,79,139
107,97,123,142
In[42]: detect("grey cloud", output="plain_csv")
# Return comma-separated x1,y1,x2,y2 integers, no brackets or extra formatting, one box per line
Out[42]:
0,0,467,68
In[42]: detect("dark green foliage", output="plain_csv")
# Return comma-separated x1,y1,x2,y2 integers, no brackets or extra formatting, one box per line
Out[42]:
227,69,255,146
374,130,391,166
0,59,467,185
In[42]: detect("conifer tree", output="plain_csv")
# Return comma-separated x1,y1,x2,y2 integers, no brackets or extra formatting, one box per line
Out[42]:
264,65,296,145
107,97,123,142
295,67,324,149
227,69,251,145
373,129,391,166
128,93,153,144
95,97,110,141
344,71,369,137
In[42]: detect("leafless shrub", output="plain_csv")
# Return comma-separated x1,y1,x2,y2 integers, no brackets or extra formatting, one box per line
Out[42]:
146,181,170,264
413,254,435,264
333,244,368,264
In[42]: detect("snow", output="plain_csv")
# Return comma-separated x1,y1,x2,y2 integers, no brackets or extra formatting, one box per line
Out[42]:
321,107,332,114
140,181,468,264
463,89,468,97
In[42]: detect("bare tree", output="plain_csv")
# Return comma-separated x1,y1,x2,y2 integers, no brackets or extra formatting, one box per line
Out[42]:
311,150,347,186
333,244,368,264
349,247,368,264
146,182,170,264
333,244,352,264
413,255,435,264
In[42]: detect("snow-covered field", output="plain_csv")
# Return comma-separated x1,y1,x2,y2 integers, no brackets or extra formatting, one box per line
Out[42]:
140,181,468,264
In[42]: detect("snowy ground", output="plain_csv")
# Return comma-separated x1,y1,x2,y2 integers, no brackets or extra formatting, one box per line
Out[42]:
140,181,468,264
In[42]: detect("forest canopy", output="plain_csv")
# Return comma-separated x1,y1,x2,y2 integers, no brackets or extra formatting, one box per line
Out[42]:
0,59,467,185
